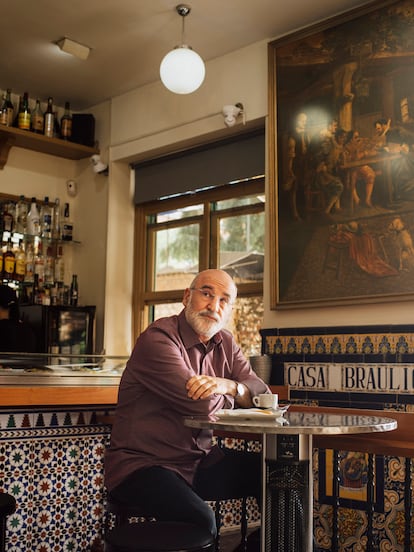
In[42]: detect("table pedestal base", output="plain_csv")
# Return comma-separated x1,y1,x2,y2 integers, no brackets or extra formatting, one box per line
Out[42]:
265,460,310,552
263,434,313,552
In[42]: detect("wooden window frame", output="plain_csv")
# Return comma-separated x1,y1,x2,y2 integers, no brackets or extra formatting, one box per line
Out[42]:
132,178,265,340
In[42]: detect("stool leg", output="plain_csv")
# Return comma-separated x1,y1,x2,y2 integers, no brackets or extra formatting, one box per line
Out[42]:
214,500,221,552
0,516,7,552
239,497,248,552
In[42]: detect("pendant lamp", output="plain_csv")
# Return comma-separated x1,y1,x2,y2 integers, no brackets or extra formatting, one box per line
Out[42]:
160,4,205,94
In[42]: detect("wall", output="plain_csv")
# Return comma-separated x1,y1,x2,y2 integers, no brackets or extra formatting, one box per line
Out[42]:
103,33,414,355
104,41,269,354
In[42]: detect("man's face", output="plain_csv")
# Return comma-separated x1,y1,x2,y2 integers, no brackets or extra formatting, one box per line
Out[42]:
183,271,235,341
296,113,307,132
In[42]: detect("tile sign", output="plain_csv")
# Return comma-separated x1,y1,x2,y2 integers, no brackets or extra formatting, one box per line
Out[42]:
285,362,414,393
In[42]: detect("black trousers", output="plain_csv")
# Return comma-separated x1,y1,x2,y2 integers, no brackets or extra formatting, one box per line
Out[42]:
109,448,262,537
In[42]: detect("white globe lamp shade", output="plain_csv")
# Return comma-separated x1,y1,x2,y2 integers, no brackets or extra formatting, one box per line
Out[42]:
160,46,205,94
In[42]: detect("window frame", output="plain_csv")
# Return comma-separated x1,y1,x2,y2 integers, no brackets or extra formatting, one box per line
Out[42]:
132,177,265,340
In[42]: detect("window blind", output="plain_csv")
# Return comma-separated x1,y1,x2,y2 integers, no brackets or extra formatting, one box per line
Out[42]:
133,129,265,204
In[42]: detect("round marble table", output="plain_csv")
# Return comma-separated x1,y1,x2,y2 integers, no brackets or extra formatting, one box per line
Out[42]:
184,410,397,552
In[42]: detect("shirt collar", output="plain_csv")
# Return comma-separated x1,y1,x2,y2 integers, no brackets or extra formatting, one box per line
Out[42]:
178,309,223,349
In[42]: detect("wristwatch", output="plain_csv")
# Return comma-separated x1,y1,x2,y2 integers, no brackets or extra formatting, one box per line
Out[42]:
235,382,245,399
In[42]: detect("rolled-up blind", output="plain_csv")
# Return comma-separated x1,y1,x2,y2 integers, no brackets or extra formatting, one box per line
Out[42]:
133,129,265,204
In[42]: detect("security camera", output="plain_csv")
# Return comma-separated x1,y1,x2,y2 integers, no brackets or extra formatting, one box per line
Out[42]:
66,179,77,197
90,154,109,175
223,103,244,127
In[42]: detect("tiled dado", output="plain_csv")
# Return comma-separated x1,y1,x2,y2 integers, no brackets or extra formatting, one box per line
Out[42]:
1,408,259,552
260,325,414,552
262,325,414,357
0,407,113,552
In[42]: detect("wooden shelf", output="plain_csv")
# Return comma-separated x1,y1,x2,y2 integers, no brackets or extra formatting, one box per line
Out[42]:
0,124,99,169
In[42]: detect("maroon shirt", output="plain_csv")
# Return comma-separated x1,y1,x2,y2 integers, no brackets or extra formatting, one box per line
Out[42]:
104,310,269,491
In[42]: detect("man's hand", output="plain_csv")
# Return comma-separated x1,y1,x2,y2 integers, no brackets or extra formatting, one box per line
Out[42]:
186,375,236,400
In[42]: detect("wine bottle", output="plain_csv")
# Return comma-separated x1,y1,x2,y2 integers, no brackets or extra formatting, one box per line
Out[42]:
60,101,72,140
31,99,44,133
0,93,8,126
27,197,40,236
17,92,31,130
13,96,22,127
1,89,14,126
43,97,55,137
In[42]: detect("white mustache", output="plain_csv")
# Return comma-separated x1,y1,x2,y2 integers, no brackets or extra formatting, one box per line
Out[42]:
199,310,220,323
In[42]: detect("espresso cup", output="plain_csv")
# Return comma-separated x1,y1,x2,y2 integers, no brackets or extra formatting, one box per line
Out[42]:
252,393,278,409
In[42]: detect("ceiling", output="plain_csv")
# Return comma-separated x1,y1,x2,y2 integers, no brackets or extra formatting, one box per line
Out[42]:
3,0,371,111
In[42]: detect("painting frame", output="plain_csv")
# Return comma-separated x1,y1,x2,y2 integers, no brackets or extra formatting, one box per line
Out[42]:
318,449,385,512
268,0,414,309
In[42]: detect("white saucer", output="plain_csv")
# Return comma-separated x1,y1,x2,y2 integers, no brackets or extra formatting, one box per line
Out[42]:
215,405,290,421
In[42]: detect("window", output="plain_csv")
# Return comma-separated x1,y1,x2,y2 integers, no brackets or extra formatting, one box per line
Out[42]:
133,177,265,356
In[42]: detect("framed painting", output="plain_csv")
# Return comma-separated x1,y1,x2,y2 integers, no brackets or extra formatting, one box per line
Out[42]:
268,0,414,308
318,449,384,512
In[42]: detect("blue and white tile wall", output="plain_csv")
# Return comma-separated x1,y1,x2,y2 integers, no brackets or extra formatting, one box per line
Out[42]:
261,324,414,551
0,408,111,552
1,408,260,552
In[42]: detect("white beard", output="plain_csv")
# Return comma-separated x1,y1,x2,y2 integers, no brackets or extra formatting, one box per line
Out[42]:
185,301,229,340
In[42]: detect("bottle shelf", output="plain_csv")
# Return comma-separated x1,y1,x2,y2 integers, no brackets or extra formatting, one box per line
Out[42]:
0,125,99,169
2,231,80,246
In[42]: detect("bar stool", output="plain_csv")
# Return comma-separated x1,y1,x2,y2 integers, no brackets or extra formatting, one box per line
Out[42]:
104,521,215,552
0,492,16,552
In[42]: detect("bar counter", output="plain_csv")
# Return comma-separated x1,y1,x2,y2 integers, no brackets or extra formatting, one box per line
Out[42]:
0,353,125,406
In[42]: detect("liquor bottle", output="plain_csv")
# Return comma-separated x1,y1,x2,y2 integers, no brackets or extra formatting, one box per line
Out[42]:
27,197,40,236
53,111,60,138
0,93,8,126
15,195,28,234
61,203,73,241
43,97,55,138
13,96,22,127
40,196,52,238
17,92,31,130
32,273,42,305
70,274,79,306
44,245,54,286
31,99,44,133
2,89,14,126
14,239,26,282
54,245,65,284
52,197,61,239
24,241,34,283
2,201,14,233
34,241,45,288
60,102,72,140
3,238,16,280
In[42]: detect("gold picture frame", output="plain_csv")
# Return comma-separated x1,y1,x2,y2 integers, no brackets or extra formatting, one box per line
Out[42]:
268,0,414,308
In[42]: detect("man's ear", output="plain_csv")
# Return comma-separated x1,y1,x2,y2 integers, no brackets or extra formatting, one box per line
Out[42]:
182,288,190,307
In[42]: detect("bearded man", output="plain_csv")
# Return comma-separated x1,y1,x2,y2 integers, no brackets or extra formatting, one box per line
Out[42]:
105,269,269,548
